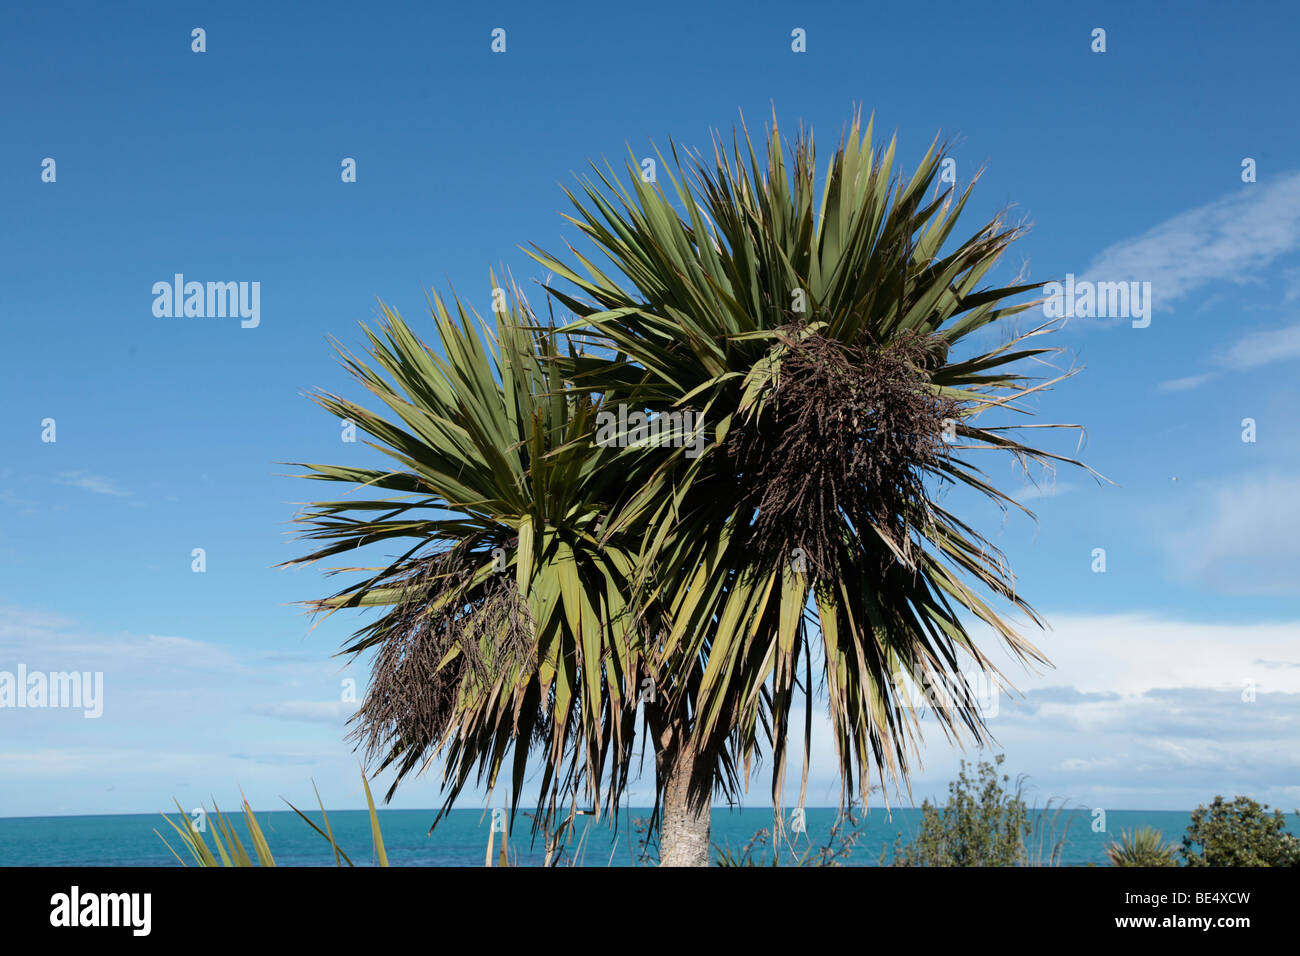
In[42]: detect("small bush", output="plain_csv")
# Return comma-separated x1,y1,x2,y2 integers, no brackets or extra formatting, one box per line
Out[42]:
890,754,1065,866
1105,826,1179,867
1181,795,1300,867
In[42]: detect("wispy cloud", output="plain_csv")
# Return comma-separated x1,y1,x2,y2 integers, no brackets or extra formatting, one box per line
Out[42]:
1282,267,1300,302
1221,320,1300,369
1155,319,1300,391
55,471,131,497
247,700,353,724
987,611,1300,697
1166,472,1300,595
230,750,348,766
1085,173,1300,391
0,606,371,815
5,603,1300,814
859,612,1300,809
1083,170,1300,310
1157,372,1218,392
1011,481,1077,503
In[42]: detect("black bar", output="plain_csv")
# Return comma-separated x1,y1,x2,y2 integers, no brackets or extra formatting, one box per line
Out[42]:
0,865,1282,943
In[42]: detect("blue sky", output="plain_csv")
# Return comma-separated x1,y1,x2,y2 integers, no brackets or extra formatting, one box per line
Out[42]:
2,0,1299,819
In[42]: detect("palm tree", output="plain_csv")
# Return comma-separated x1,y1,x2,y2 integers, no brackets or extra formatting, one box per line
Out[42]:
288,111,1093,866
526,110,1093,864
284,280,657,842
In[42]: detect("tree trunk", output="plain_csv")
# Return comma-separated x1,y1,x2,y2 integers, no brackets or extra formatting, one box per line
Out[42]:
658,737,712,866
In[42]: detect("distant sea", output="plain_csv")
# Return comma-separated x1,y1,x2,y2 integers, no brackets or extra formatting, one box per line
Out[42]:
4,807,1276,867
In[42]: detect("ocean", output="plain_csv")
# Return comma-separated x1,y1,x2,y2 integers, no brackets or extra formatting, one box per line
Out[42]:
0,807,1248,867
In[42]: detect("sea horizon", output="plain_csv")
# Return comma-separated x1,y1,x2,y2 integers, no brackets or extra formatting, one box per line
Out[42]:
6,807,1296,868
0,803,1222,822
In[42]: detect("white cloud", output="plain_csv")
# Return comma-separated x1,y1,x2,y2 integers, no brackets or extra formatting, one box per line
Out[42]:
1284,267,1300,301
1221,320,1300,369
1165,472,1300,595
1156,372,1218,392
6,603,1300,816
987,612,1300,698
0,605,74,635
0,606,372,815
0,617,247,675
780,609,1300,810
1011,481,1077,503
55,471,131,497
0,748,213,777
1082,173,1300,391
248,700,353,724
1083,171,1300,310
1152,318,1300,391
926,614,1300,809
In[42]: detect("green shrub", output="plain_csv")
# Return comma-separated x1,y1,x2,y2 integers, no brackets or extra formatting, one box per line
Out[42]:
1181,795,1300,867
890,754,1065,866
1105,826,1179,866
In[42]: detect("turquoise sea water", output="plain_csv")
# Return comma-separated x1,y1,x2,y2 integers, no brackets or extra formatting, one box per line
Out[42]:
3,807,1273,867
